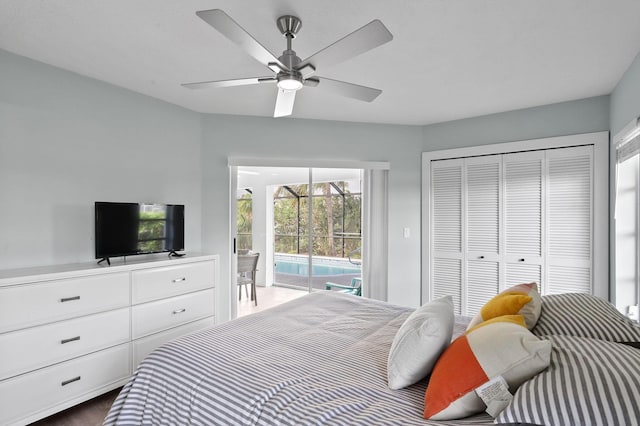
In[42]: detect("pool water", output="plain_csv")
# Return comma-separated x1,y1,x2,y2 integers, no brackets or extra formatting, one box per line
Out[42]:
275,260,361,276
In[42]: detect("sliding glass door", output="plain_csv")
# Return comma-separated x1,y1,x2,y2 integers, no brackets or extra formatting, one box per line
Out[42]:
238,166,362,294
309,169,362,293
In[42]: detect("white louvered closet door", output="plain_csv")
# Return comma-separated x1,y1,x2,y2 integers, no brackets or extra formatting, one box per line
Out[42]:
431,159,463,314
503,151,544,289
465,155,501,315
546,146,593,294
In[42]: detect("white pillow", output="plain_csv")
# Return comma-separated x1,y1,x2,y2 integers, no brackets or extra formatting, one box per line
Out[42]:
387,296,454,390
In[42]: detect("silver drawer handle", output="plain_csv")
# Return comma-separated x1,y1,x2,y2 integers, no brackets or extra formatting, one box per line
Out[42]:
172,277,186,283
61,336,81,345
61,376,81,386
172,308,186,314
60,296,80,303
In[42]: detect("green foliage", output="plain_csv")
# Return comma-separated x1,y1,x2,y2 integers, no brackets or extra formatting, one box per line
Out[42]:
237,193,252,250
137,211,167,252
273,181,362,258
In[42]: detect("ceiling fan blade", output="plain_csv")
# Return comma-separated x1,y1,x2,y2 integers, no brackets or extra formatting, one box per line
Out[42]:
303,78,320,87
182,77,275,90
313,77,382,102
196,9,288,71
274,89,296,117
297,64,316,79
295,20,392,74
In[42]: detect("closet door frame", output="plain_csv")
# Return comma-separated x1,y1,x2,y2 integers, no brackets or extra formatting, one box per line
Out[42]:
421,131,609,304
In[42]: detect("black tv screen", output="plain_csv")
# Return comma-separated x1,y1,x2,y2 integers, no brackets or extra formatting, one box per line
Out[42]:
95,202,184,260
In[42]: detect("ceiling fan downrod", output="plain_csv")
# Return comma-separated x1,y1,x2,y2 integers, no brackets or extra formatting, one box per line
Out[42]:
276,15,303,89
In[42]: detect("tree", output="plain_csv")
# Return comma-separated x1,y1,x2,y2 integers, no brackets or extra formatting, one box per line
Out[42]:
237,192,252,250
273,181,361,258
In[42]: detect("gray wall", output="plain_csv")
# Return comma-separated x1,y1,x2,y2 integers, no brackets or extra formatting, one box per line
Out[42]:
422,96,610,151
200,115,423,322
2,44,631,324
610,51,640,136
0,50,203,268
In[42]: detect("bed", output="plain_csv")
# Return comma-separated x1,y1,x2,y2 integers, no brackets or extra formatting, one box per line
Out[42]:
104,291,640,426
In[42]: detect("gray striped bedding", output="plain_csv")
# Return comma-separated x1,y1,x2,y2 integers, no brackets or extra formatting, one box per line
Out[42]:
532,293,640,342
104,292,493,425
496,335,640,426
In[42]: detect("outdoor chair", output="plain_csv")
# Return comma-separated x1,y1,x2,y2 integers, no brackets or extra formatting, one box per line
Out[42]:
237,252,260,306
325,277,362,296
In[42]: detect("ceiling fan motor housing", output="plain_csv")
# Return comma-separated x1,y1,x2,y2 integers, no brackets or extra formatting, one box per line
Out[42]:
277,15,301,38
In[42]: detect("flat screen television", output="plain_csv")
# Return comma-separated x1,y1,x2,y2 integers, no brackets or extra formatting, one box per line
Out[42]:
95,201,185,264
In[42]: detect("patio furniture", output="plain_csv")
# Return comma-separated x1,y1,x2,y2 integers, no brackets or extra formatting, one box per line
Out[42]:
238,252,260,306
325,277,362,296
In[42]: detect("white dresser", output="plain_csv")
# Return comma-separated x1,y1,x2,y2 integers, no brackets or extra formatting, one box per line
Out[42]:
0,253,218,426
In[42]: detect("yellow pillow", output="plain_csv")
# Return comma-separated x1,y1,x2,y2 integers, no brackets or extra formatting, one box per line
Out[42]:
467,282,542,330
466,314,526,334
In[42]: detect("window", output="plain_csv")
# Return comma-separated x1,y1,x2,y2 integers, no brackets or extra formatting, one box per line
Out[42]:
615,118,640,321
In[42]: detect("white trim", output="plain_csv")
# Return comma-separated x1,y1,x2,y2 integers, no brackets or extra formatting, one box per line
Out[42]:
613,116,640,146
422,131,609,303
228,157,390,170
229,165,238,320
592,133,609,300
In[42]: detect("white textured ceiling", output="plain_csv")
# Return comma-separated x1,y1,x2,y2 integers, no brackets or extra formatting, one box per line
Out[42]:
1,0,639,125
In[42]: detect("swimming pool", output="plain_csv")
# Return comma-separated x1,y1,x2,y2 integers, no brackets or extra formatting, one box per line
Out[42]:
275,260,361,276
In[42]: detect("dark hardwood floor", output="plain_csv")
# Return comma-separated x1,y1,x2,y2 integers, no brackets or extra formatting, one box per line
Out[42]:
28,388,120,426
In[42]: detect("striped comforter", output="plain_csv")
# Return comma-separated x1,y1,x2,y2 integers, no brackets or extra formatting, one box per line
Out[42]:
104,292,492,425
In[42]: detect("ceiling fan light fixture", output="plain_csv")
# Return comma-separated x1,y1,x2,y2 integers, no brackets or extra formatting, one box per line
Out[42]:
277,75,303,91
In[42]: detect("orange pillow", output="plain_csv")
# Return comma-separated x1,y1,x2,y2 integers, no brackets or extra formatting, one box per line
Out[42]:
424,320,551,420
466,282,542,330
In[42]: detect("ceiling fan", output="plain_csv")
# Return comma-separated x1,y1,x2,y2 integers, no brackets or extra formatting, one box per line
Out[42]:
182,9,393,118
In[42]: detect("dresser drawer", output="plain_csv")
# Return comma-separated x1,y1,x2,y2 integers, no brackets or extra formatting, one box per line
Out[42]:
0,343,130,426
0,272,129,333
0,307,130,380
132,261,214,304
133,316,214,368
132,288,214,339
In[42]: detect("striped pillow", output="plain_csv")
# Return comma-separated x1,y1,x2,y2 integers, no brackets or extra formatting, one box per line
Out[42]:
532,293,640,342
496,335,640,426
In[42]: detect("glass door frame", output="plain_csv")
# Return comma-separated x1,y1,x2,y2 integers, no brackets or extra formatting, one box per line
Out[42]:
229,158,384,319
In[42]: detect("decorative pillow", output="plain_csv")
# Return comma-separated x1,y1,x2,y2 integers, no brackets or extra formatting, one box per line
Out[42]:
387,296,454,390
496,335,640,426
465,314,526,334
532,292,640,342
424,320,551,420
467,282,542,330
